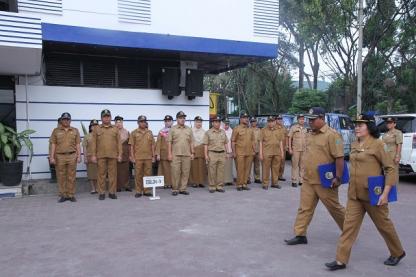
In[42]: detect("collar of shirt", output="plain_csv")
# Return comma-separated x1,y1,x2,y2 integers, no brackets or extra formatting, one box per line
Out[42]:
316,124,329,134
101,124,113,128
212,128,221,133
59,126,73,131
239,124,248,128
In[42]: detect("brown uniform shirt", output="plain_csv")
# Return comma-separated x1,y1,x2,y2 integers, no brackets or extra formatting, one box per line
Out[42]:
155,128,170,160
304,124,344,184
203,128,228,152
382,128,403,159
277,125,288,147
50,126,80,154
288,123,307,151
349,137,395,201
260,126,283,156
168,124,194,156
90,124,122,159
129,128,154,160
231,124,255,156
82,133,93,161
252,127,261,153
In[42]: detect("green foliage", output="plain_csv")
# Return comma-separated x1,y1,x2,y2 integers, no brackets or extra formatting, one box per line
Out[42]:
81,122,88,136
289,89,328,114
0,122,35,163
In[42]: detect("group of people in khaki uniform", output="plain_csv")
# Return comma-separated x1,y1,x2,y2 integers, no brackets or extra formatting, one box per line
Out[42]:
49,106,406,271
282,108,405,271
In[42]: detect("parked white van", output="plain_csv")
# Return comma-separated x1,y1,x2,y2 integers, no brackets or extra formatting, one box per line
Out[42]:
377,114,416,174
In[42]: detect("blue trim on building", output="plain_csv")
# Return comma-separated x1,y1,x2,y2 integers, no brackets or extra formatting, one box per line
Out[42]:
42,23,278,58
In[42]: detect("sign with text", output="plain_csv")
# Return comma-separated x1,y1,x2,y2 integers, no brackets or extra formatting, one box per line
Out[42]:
143,176,164,200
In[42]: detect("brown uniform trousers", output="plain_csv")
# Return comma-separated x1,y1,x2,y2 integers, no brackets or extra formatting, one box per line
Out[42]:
288,124,307,184
293,124,346,236
156,129,172,188
277,126,288,178
260,127,283,188
50,126,80,198
204,128,228,190
382,128,403,184
168,125,194,192
232,124,254,188
251,128,261,181
56,153,77,197
91,124,122,195
117,139,130,190
190,144,206,185
335,137,404,264
129,128,154,194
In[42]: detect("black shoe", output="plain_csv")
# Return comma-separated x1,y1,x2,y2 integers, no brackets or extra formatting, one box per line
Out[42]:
109,194,117,199
143,192,152,197
98,194,105,200
125,188,132,192
217,188,225,193
254,179,262,184
116,189,121,192
209,189,215,193
292,183,298,187
325,261,346,271
58,197,66,203
90,191,98,195
134,193,142,198
69,197,77,202
271,184,282,189
237,187,243,191
172,191,178,196
225,183,233,186
192,184,198,188
242,186,251,191
279,177,286,181
284,236,308,245
384,251,406,266
199,184,205,188
179,191,190,195
299,183,303,186
262,186,268,190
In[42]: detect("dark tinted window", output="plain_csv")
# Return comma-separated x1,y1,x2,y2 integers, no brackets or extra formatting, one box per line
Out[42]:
378,117,416,133
339,116,354,130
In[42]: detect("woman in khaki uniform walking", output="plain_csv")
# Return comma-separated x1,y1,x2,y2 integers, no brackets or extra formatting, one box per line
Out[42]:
382,117,403,184
325,114,405,271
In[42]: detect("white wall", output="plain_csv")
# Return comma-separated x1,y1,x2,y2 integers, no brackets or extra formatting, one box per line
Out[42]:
18,0,277,44
16,85,210,179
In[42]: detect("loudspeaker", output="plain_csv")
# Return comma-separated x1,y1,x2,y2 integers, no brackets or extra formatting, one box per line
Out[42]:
162,68,180,98
185,69,203,98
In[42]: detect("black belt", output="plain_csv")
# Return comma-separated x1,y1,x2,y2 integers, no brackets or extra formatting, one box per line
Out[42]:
58,151,76,155
209,150,225,153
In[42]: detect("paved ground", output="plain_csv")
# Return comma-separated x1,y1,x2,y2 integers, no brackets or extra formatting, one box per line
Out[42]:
1,162,415,277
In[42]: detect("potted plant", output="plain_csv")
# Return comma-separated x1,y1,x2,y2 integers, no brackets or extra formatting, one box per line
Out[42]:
0,122,36,186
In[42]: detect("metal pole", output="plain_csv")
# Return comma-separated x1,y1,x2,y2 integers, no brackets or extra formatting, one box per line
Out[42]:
356,0,364,115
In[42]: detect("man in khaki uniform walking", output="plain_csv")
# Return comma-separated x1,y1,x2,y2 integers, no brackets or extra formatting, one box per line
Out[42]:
50,112,81,202
250,117,261,183
204,116,228,193
285,107,346,245
231,111,255,191
190,116,206,188
259,116,284,190
129,115,155,198
288,114,307,187
276,115,288,181
156,115,173,189
168,111,194,196
90,109,122,200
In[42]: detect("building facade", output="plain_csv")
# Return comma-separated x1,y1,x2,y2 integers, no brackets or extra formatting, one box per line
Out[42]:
0,0,279,179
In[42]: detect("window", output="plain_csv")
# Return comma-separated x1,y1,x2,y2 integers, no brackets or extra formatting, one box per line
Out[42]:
0,0,17,12
45,52,178,89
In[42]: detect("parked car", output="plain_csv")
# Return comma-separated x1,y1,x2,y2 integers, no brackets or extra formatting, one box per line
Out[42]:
377,114,416,174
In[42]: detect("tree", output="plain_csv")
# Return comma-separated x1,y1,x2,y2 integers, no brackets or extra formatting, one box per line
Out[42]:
289,89,328,114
